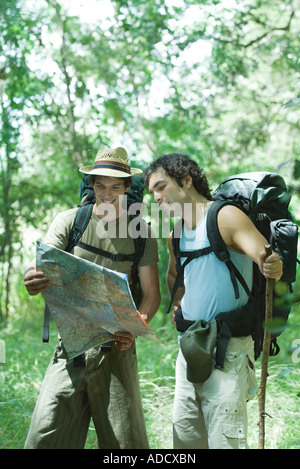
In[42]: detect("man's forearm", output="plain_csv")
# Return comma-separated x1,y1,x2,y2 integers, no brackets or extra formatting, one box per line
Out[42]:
138,292,161,323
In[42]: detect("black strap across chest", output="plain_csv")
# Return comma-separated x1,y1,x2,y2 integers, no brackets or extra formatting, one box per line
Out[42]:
76,240,137,262
166,245,213,314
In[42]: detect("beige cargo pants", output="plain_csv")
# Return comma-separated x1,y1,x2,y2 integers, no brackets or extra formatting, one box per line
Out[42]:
25,341,149,449
173,336,257,449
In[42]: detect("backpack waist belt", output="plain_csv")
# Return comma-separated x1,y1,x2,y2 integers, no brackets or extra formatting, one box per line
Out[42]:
176,302,255,368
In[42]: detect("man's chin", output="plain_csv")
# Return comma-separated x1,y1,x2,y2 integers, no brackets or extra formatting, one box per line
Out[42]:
95,201,117,219
160,203,182,218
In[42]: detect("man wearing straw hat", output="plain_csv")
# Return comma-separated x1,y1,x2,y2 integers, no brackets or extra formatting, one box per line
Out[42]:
23,146,160,449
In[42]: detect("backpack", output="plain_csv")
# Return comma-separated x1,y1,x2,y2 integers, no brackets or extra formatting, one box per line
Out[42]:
169,172,299,366
42,174,146,343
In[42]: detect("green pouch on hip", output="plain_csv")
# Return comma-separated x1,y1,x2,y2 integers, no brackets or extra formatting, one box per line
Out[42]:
180,320,217,383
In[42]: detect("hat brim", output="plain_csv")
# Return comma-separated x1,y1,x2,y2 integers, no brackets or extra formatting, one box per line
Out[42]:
79,166,143,178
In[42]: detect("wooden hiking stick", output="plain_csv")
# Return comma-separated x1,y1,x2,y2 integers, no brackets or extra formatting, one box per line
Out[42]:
258,244,274,449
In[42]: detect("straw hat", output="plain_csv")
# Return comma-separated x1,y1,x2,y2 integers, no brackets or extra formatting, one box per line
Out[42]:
79,146,143,178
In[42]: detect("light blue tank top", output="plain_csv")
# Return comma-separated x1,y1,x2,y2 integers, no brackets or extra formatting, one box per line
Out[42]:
180,213,253,322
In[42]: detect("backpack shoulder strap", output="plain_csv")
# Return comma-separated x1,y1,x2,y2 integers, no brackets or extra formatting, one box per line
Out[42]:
172,219,183,274
65,203,94,253
206,200,253,300
129,231,147,306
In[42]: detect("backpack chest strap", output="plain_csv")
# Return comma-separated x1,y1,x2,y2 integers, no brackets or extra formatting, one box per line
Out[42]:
178,246,213,260
76,240,137,262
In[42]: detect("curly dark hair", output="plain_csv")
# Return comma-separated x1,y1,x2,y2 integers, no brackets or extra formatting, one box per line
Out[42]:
144,153,212,200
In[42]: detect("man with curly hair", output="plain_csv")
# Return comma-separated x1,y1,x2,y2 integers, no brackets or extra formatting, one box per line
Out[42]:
145,153,282,449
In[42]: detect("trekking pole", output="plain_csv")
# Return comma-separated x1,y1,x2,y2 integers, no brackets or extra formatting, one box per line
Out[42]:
258,244,274,449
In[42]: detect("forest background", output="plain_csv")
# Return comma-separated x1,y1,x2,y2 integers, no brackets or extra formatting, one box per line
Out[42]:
0,0,299,449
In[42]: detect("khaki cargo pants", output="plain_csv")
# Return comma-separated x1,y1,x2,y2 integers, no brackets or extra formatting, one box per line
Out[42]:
173,336,257,449
25,341,149,449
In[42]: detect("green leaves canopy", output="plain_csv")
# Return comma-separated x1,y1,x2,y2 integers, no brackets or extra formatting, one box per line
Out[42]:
0,0,299,316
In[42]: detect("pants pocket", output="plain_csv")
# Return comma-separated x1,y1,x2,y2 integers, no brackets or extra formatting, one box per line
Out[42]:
222,423,247,449
224,350,247,374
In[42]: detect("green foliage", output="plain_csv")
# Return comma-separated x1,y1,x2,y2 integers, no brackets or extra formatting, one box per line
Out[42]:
0,0,299,447
0,299,299,449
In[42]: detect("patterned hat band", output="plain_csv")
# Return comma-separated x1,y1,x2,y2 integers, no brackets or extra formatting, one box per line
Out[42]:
93,160,131,174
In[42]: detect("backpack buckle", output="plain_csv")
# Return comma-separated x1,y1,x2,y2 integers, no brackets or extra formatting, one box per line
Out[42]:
219,251,229,262
110,254,119,261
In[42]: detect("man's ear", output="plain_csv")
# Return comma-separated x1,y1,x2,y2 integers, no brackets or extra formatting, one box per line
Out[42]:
182,174,192,189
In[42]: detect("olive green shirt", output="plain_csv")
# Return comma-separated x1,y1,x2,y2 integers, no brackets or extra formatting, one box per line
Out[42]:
44,207,159,283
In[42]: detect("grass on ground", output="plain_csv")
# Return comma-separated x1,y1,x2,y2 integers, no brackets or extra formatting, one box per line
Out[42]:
0,294,299,449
